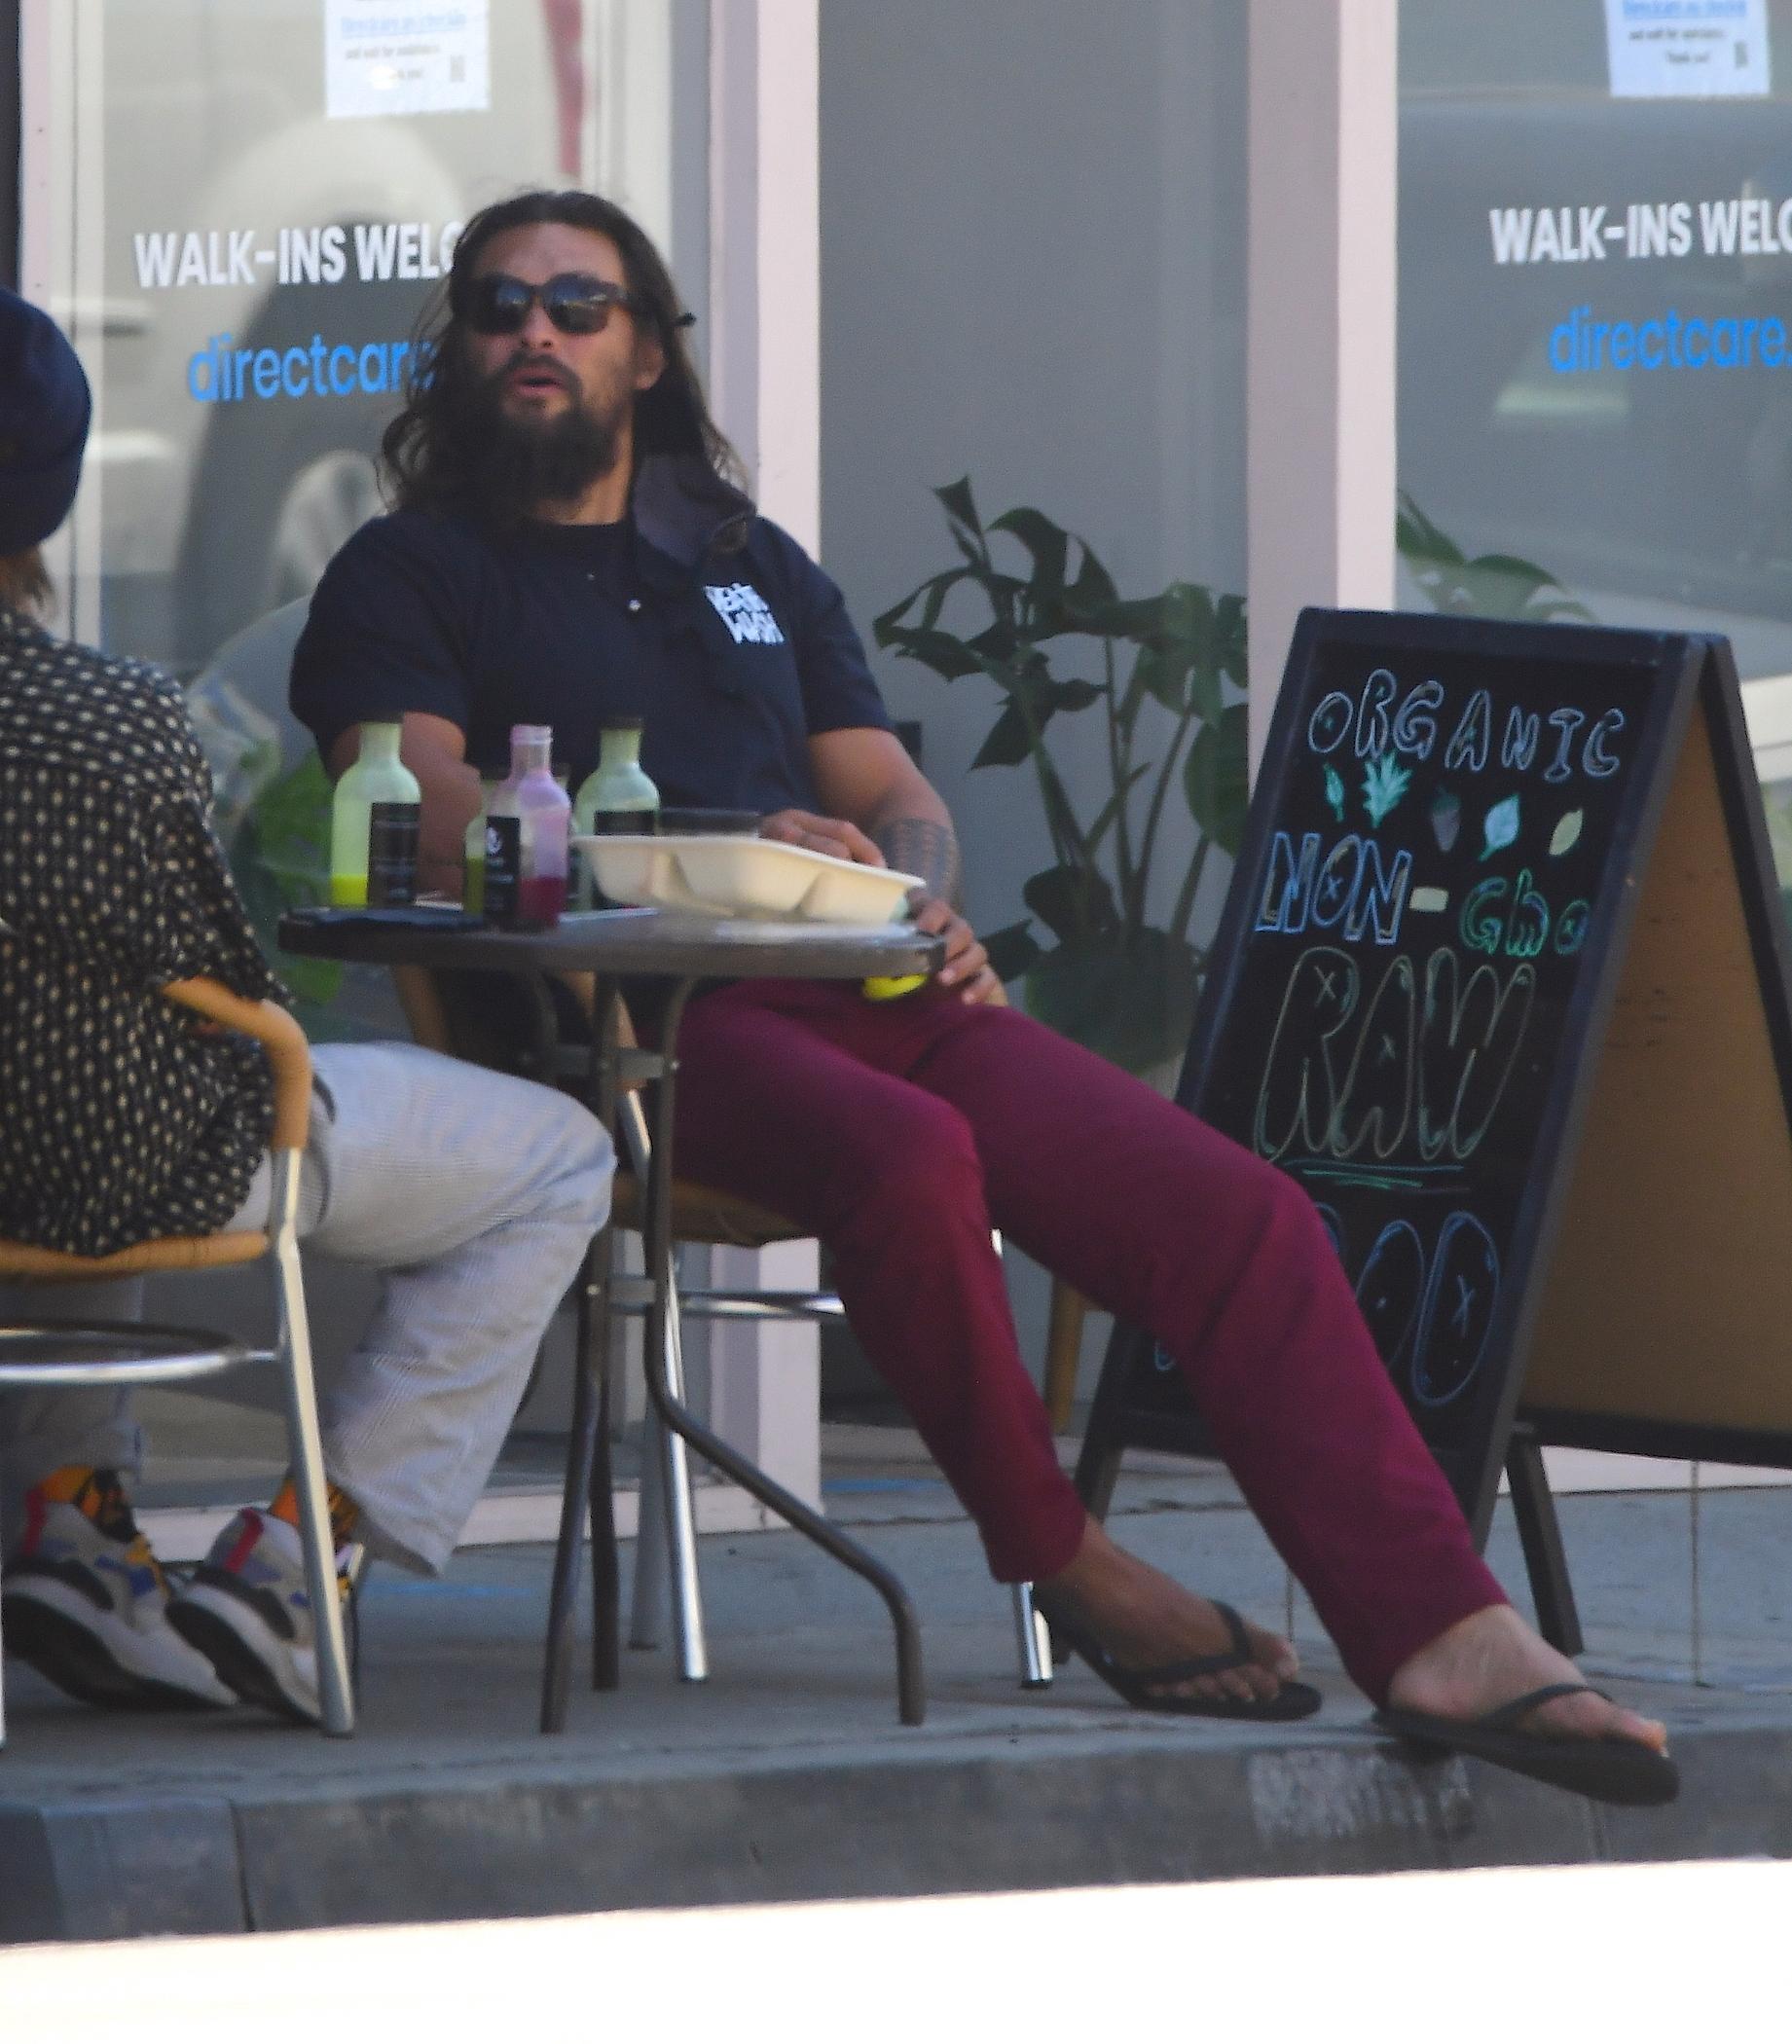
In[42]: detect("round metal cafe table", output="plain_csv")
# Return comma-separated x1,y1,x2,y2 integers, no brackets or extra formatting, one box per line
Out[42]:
279,906,943,1731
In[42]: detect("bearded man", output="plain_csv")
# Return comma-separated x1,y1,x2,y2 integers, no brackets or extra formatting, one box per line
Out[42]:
289,190,1675,1803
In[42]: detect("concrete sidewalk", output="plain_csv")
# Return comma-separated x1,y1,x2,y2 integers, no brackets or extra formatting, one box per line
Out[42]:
3,1436,1790,1941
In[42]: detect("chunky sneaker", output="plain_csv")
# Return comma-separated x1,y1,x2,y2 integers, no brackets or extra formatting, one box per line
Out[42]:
168,1507,347,1725
2,1468,235,1710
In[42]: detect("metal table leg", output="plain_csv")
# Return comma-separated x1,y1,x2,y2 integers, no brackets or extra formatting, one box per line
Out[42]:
640,979,927,1727
620,1090,708,1682
540,979,622,1733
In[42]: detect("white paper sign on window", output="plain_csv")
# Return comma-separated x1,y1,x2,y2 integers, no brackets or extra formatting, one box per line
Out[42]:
1606,0,1772,98
325,2,492,120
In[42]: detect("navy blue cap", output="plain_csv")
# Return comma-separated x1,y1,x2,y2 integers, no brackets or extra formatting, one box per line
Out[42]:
0,286,92,552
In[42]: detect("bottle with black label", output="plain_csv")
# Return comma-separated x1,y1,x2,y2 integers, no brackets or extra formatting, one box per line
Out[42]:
572,717,660,906
330,722,421,907
485,724,570,930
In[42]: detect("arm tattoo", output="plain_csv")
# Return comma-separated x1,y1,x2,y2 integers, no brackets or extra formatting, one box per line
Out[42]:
875,817,963,905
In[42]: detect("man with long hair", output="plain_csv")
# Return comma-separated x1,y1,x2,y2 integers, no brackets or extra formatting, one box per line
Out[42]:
291,190,1675,1802
0,285,614,1727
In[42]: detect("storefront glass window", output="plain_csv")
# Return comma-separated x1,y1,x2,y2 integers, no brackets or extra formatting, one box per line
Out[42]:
23,0,705,1038
1401,0,1792,679
1402,0,1792,931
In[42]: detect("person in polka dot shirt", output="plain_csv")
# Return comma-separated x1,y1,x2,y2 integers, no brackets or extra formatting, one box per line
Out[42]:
0,285,615,1726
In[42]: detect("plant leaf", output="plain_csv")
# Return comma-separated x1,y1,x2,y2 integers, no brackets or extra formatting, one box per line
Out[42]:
1050,677,1103,712
1061,542,1119,621
966,618,1022,665
1023,929,1200,1076
989,506,1071,600
1086,762,1153,851
1187,661,1225,724
1395,488,1465,568
1160,582,1218,668
1023,863,1119,943
971,703,1037,769
1131,642,1189,714
1087,593,1170,641
871,566,973,642
876,625,984,679
935,476,983,543
228,751,343,1013
1183,703,1250,855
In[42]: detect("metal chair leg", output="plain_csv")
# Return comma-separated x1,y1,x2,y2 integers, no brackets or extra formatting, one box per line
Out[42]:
543,1297,600,1731
656,1255,708,1682
588,1327,620,1690
1012,1581,1054,1688
272,1152,354,1737
628,1407,671,1650
988,1230,1055,1691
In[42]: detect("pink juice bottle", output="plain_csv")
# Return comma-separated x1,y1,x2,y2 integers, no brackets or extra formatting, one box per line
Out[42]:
485,724,570,931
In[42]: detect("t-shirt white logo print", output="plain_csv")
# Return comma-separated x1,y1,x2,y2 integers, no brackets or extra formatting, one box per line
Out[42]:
703,583,786,646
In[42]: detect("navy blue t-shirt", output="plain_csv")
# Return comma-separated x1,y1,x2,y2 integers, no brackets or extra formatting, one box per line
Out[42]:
289,466,892,809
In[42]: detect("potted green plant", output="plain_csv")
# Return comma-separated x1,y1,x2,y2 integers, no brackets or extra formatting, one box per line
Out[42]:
874,479,1247,1076
873,485,1585,1078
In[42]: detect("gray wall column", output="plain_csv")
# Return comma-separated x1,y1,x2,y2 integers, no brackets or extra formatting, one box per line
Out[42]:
1246,0,1398,764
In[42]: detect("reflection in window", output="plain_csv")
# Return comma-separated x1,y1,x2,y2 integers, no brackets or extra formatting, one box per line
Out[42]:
1400,0,1792,681
24,0,702,1037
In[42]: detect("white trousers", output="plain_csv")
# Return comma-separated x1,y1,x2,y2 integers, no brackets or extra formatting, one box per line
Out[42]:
0,1042,612,1574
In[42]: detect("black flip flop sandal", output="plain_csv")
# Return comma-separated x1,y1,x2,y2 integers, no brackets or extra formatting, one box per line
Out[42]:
1035,1593,1323,1722
1373,1681,1679,1807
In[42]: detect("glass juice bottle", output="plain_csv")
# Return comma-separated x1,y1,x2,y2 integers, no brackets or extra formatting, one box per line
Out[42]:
486,724,570,930
330,722,421,906
573,718,660,836
572,718,660,906
462,780,499,916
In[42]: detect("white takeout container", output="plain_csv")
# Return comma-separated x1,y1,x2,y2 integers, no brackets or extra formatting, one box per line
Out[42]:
574,832,925,924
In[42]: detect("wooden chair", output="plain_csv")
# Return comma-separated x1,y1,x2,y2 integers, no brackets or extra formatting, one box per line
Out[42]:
0,977,353,1740
1042,1278,1089,1431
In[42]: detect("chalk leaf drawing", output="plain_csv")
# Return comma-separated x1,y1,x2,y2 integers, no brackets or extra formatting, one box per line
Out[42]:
1548,809,1584,858
1363,750,1412,829
1481,794,1521,860
1431,788,1461,853
1324,763,1347,821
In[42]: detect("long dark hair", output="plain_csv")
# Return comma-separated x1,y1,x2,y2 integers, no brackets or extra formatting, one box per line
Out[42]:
0,548,51,616
380,189,743,515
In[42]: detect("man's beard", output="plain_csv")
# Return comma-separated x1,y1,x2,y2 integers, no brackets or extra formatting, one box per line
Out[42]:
452,359,625,525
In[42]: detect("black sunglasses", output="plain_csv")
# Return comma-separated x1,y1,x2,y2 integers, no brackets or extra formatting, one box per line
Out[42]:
457,271,648,337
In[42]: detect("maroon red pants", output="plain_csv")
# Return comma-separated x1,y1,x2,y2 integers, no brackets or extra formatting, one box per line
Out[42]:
670,978,1506,1701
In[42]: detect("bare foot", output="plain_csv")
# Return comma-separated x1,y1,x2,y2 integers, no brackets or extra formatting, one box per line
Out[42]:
1387,1603,1668,1753
1038,1515,1299,1707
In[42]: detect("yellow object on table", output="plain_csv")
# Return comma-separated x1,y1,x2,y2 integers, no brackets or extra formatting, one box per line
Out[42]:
861,971,928,1001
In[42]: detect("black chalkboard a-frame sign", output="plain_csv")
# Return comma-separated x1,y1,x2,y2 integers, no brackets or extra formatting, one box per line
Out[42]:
1077,608,1792,1617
